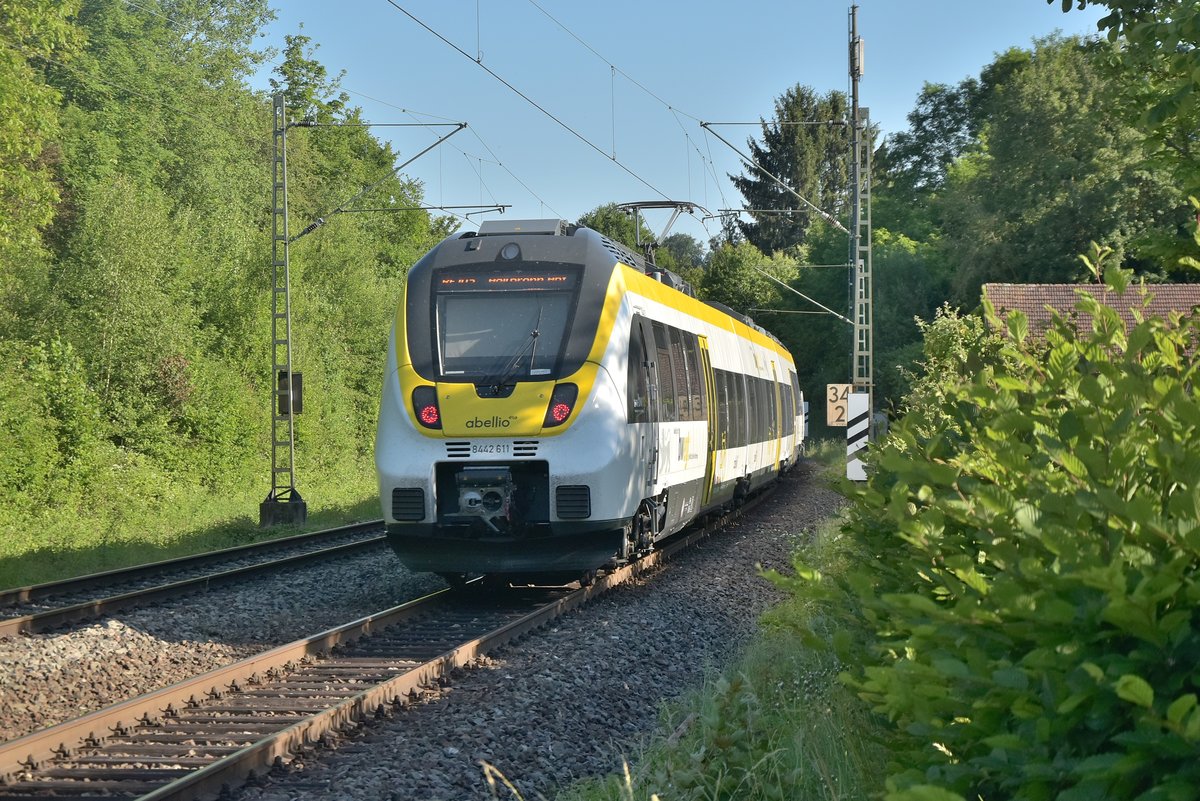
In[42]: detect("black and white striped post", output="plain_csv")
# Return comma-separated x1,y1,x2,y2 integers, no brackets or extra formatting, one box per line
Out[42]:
846,392,869,481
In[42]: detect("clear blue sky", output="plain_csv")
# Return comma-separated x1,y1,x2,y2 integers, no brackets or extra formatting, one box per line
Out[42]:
251,1,1107,246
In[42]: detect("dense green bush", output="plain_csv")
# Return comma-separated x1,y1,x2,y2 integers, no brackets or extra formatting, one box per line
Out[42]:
814,265,1200,800
0,0,452,583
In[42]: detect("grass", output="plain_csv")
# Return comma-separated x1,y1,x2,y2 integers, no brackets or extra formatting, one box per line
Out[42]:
804,437,845,468
0,460,381,589
554,513,892,801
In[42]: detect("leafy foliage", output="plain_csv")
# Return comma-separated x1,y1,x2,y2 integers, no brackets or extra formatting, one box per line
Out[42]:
878,47,1030,195
269,28,348,122
1053,0,1200,195
0,0,448,577
821,261,1200,799
577,202,655,253
0,0,82,265
938,36,1183,300
729,85,850,255
699,240,797,314
660,231,706,270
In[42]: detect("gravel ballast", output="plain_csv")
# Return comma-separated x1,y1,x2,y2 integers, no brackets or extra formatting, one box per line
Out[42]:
0,462,842,800
236,463,843,801
0,548,446,740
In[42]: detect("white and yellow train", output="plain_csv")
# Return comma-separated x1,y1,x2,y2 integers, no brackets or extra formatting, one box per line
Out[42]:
375,219,805,583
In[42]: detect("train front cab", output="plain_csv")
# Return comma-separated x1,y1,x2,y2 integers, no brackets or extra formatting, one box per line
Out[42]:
377,224,640,578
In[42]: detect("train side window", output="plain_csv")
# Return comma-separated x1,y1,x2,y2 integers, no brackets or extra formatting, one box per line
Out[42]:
668,326,692,422
683,333,703,421
748,378,761,443
732,373,746,447
782,379,793,436
652,321,676,422
763,376,770,440
786,378,794,436
627,319,650,423
743,374,753,447
753,376,765,443
768,379,778,440
715,371,730,447
721,372,731,446
787,371,796,434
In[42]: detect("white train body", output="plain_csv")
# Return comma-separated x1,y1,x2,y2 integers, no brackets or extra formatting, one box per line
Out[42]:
375,220,804,579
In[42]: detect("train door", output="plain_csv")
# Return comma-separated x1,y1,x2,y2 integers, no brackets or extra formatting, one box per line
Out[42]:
628,315,660,488
698,336,717,505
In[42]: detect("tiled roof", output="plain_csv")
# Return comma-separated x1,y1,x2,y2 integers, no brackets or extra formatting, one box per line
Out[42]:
982,283,1200,339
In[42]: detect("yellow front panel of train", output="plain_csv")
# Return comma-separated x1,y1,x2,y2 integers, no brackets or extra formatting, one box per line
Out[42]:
438,380,555,437
399,361,601,438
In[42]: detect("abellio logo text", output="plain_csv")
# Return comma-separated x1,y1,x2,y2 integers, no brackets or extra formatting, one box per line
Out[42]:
466,416,512,429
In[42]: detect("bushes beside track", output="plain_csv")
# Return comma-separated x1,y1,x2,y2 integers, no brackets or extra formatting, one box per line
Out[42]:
831,267,1200,799
561,263,1200,800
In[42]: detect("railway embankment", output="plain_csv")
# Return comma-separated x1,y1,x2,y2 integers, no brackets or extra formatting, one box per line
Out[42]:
230,460,846,801
0,459,849,799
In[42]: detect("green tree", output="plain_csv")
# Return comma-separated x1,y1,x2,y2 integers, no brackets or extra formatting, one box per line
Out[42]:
878,48,1030,195
747,221,850,430
869,230,950,410
577,202,654,253
270,27,348,123
660,232,705,270
698,240,797,315
939,36,1181,301
0,0,81,248
729,85,850,254
0,0,83,333
0,350,60,526
1053,0,1200,196
54,177,200,456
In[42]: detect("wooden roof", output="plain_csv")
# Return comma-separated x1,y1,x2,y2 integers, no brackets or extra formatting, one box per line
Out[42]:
982,283,1200,339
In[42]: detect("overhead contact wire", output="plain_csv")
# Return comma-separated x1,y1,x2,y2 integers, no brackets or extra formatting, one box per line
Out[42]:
382,0,672,203
465,128,562,218
522,0,716,233
524,0,703,123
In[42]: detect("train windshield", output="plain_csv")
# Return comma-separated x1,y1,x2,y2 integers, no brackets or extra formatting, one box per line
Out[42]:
433,266,579,381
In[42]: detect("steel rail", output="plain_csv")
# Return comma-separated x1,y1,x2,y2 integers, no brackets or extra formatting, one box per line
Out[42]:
0,530,387,638
0,520,385,607
0,585,453,784
0,487,775,800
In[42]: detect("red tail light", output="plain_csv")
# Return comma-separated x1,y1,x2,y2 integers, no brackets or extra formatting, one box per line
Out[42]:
543,383,578,428
412,386,441,429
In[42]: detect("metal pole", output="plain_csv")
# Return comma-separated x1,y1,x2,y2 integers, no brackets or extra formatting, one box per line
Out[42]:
848,6,860,386
848,6,872,411
261,93,306,526
847,5,874,482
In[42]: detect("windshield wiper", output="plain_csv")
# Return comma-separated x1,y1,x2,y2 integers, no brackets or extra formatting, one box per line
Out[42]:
478,303,544,389
528,302,543,373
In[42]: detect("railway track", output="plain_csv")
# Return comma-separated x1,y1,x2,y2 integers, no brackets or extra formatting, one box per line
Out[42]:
0,523,388,638
0,490,770,801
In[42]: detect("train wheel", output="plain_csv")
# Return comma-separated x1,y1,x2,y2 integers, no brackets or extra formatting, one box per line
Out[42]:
733,477,750,507
634,503,655,554
619,503,657,563
620,521,638,562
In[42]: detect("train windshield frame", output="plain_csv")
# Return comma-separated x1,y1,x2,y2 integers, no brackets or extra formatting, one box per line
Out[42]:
432,264,582,382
